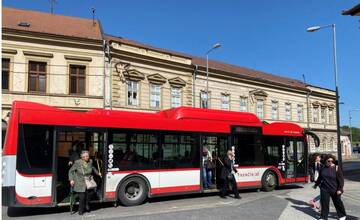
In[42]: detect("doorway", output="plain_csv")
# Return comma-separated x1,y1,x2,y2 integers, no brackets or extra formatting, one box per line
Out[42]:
201,135,230,190
54,127,106,204
285,138,307,182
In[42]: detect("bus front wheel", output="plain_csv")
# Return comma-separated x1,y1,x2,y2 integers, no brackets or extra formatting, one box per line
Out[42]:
261,170,277,192
118,177,148,206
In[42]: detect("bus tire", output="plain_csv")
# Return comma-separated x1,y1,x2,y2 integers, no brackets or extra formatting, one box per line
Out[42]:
117,176,148,206
261,170,277,192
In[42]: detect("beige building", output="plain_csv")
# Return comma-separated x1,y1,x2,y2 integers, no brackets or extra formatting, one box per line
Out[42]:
1,7,338,154
1,7,105,123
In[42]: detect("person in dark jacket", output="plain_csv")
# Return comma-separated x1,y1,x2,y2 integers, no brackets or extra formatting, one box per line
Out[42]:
220,150,240,199
69,150,101,215
313,154,346,220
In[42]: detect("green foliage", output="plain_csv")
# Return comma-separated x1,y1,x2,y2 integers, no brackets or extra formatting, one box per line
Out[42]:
341,126,360,142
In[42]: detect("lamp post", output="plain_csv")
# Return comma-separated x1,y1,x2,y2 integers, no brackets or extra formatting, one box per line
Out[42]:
349,109,360,148
205,43,221,108
306,24,342,167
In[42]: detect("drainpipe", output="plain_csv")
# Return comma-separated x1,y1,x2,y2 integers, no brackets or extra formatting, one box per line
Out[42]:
102,40,106,109
108,42,113,110
192,65,198,107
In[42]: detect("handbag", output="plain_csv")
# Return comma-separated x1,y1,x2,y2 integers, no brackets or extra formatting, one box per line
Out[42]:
84,175,97,190
205,159,215,170
81,162,97,190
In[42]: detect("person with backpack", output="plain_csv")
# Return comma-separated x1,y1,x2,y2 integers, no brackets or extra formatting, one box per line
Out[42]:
313,154,347,220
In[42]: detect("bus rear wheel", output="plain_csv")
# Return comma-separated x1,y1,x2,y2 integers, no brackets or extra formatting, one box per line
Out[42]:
118,177,148,206
261,170,277,192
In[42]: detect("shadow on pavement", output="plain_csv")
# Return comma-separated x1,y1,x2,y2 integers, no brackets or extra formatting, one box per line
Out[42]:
286,198,359,220
6,202,114,217
344,169,360,182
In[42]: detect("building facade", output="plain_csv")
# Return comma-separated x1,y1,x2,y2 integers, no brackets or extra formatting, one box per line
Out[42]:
1,7,338,154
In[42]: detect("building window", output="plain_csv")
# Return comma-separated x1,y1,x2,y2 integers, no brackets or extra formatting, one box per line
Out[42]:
128,81,139,106
271,101,278,120
221,94,230,110
313,107,319,123
329,109,334,124
150,84,161,108
200,91,209,108
170,87,181,108
285,103,292,120
256,99,264,119
2,58,10,90
297,104,304,121
240,97,248,112
321,108,327,124
69,65,86,95
28,61,47,93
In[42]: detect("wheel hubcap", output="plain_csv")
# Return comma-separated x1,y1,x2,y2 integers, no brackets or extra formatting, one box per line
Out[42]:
266,173,275,187
125,182,143,200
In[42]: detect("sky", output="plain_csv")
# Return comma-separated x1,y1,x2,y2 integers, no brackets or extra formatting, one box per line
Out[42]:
3,0,360,126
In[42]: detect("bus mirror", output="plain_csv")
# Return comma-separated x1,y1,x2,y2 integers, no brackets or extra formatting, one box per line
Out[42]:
305,131,320,148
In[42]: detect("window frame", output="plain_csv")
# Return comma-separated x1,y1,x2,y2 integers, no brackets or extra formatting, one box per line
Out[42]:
170,87,181,108
200,91,210,109
127,80,139,106
149,84,161,109
69,64,86,95
240,96,248,112
256,99,264,119
271,100,279,120
2,58,10,91
28,61,47,93
221,94,230,110
285,103,292,121
297,104,304,122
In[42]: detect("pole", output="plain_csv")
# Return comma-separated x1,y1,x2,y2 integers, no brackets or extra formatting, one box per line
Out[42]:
349,111,353,147
206,54,209,108
332,24,342,168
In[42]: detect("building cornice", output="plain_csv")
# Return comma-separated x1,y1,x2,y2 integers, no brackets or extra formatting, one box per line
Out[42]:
2,29,103,51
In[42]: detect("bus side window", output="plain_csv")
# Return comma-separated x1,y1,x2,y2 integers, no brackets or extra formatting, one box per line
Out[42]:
17,124,54,174
162,133,200,169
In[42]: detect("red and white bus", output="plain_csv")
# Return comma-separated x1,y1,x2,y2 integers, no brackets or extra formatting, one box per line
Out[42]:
2,101,319,207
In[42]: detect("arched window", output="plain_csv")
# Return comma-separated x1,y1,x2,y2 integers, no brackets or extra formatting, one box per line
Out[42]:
322,137,328,152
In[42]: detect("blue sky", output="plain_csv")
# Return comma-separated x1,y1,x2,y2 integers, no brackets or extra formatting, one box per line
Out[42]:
3,0,360,126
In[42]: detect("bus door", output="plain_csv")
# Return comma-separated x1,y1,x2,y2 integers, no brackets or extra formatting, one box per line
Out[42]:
285,138,296,182
54,127,106,205
201,135,229,189
285,138,307,183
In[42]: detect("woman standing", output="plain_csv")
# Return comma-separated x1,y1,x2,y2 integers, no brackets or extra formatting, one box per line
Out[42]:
314,154,346,220
69,150,101,215
202,147,214,189
308,153,323,210
219,150,240,199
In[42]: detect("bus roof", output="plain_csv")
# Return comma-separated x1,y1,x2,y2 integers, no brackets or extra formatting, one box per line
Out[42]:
3,101,305,155
13,101,263,133
262,122,303,137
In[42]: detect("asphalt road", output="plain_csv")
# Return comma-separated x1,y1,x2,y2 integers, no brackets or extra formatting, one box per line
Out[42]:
3,160,360,220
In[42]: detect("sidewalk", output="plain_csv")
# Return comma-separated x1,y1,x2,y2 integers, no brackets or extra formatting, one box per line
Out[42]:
278,179,360,219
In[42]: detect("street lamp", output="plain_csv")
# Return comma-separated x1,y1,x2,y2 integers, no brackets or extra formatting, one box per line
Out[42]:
306,24,342,167
205,43,221,108
349,109,360,148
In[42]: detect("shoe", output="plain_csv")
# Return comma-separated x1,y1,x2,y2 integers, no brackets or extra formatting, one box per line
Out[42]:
234,196,241,199
78,211,84,215
220,196,227,199
339,216,346,220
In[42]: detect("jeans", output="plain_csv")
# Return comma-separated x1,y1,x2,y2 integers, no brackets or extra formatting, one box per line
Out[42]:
203,168,212,188
320,189,346,219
